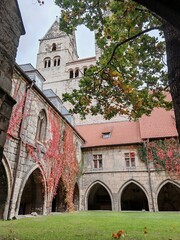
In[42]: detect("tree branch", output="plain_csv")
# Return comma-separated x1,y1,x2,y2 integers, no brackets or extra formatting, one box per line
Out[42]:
107,26,161,66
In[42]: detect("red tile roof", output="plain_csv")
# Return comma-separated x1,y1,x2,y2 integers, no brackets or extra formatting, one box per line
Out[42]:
76,108,178,148
139,108,177,139
76,121,142,148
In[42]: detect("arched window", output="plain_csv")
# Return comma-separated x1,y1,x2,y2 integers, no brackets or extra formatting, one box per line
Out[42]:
53,56,60,67
69,70,74,79
75,69,79,78
83,67,87,75
48,59,51,67
44,58,51,68
52,43,56,51
36,110,47,142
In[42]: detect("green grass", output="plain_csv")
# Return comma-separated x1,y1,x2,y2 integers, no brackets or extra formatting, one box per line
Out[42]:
0,211,180,240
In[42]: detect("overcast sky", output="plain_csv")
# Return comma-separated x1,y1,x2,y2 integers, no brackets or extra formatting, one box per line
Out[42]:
16,0,95,67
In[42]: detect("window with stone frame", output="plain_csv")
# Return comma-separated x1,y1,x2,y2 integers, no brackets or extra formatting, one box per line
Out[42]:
52,43,56,51
36,110,47,142
124,152,136,168
75,69,79,78
93,154,103,169
69,69,74,79
53,56,60,67
44,58,51,68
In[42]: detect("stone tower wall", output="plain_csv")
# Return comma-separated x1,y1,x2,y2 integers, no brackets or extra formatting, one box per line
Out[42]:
0,0,25,159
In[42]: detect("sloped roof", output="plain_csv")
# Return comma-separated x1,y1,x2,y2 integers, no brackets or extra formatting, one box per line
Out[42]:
75,108,178,148
76,121,142,148
41,20,65,40
139,108,177,139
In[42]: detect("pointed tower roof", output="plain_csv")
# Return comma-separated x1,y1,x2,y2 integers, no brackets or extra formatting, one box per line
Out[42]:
41,20,65,40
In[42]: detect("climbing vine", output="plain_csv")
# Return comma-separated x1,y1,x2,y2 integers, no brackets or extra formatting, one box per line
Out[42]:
7,78,26,137
138,138,180,179
8,75,81,212
61,125,80,212
44,109,64,197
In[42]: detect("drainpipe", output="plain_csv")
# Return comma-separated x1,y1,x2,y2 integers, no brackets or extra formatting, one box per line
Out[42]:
144,139,155,212
7,80,35,220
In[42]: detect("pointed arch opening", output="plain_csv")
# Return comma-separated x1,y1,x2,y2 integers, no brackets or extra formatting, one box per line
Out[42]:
18,168,44,215
0,161,8,219
88,183,112,210
121,182,149,211
51,178,66,212
158,182,180,211
73,183,79,211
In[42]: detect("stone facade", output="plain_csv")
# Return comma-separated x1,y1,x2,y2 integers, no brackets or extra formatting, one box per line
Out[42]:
0,0,25,159
1,65,83,219
79,145,180,212
36,20,127,125
35,19,180,214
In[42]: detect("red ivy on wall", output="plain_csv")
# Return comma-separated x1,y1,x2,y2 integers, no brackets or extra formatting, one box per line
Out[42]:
138,138,180,179
61,125,79,212
44,110,64,197
8,78,80,212
7,91,26,137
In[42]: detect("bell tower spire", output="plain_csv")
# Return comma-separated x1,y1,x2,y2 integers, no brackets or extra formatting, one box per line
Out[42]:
36,18,78,90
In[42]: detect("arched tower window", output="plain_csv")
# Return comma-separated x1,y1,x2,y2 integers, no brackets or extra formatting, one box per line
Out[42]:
36,110,47,142
44,58,51,68
83,67,87,75
75,69,79,78
52,43,56,51
69,69,74,79
53,56,60,67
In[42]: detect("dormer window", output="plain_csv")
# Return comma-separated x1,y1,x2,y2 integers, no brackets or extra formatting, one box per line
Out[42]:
52,43,56,51
102,132,111,139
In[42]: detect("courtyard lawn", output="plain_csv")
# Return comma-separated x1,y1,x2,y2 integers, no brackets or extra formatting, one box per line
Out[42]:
0,211,180,240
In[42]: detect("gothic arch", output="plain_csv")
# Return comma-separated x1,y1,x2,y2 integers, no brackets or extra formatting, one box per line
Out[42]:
73,183,79,211
0,156,12,219
16,165,46,216
85,181,113,211
157,180,180,211
51,178,66,212
119,180,149,211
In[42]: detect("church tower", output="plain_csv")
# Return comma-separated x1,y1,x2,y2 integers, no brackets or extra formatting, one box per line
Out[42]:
36,19,79,95
36,19,126,125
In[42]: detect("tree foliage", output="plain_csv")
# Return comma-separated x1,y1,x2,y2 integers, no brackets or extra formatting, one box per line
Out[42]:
55,0,172,120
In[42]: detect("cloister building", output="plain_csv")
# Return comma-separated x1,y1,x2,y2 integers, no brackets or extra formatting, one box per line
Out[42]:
0,19,180,219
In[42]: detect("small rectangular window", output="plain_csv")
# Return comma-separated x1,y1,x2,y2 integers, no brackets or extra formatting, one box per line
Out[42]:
102,132,111,138
93,154,103,169
124,152,136,168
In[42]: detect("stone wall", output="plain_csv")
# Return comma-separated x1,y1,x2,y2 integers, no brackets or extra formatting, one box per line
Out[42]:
79,145,180,212
0,0,25,159
1,65,83,219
